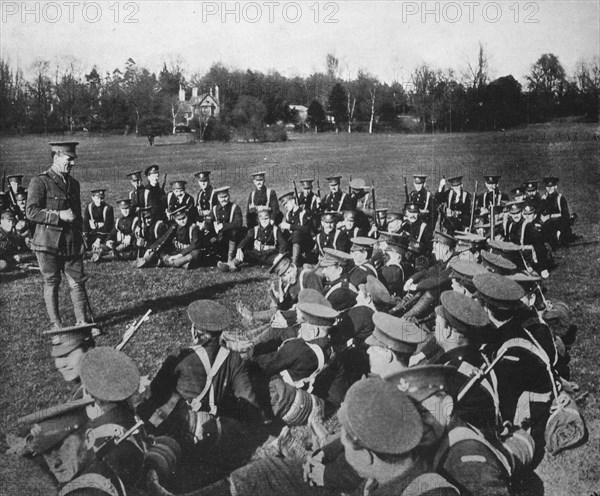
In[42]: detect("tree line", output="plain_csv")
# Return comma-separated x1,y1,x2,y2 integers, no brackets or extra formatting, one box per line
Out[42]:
0,47,598,139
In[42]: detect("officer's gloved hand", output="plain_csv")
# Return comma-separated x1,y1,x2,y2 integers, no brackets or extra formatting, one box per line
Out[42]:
59,208,75,223
303,450,325,487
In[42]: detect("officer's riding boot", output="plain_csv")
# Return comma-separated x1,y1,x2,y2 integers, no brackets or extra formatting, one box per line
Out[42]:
44,284,62,328
402,290,436,320
292,243,301,266
70,283,90,324
227,240,239,272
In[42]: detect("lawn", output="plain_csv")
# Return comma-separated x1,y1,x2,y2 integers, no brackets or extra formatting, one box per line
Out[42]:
1,124,599,495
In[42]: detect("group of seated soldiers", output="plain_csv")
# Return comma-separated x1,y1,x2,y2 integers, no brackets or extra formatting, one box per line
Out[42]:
6,167,587,495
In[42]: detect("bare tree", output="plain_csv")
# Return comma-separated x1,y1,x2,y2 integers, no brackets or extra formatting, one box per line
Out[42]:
467,42,489,90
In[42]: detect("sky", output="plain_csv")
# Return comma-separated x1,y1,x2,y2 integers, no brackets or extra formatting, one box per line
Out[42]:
1,0,598,85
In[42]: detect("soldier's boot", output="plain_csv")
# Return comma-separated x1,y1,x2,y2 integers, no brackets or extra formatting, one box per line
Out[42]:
43,284,62,328
69,282,90,324
291,243,301,266
227,240,239,272
236,300,254,323
172,254,194,268
402,290,436,320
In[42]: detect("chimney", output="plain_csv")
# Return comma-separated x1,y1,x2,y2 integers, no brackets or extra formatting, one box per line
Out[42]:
192,87,199,98
179,84,185,102
215,85,220,102
209,87,213,97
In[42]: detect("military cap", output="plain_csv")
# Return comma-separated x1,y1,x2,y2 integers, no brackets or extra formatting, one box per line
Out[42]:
387,364,457,402
299,178,314,186
250,171,266,179
321,211,340,223
297,288,332,307
480,250,517,275
508,272,542,294
126,170,143,180
343,209,357,220
279,191,295,203
80,347,140,402
433,231,457,248
42,322,97,358
350,236,377,251
447,176,463,186
7,174,23,181
413,174,427,184
366,312,428,353
338,377,423,455
270,253,292,275
257,206,272,216
194,171,211,180
214,185,231,194
523,203,537,215
542,176,559,186
455,232,487,245
171,206,189,220
484,175,501,184
18,398,92,456
365,275,392,305
145,165,160,176
524,180,538,192
90,188,106,195
508,202,523,214
488,239,520,253
49,142,78,158
139,206,153,216
473,272,525,310
297,302,339,326
318,248,353,267
449,260,487,281
187,300,230,332
435,291,489,336
404,202,420,214
511,185,525,196
325,175,342,185
380,231,409,251
16,192,27,200
387,211,403,221
117,198,132,208
349,178,366,190
1,210,16,220
170,180,187,189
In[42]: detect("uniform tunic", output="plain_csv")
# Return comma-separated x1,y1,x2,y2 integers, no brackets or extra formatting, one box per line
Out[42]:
167,192,195,217
196,186,217,215
83,202,115,244
410,188,438,226
246,186,280,227
143,184,167,222
315,229,351,255
436,188,472,233
321,190,351,212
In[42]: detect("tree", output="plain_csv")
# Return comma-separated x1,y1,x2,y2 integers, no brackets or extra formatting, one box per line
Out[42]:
307,100,326,132
355,70,379,133
54,57,87,133
139,115,172,145
326,53,340,81
527,53,566,97
411,64,439,132
328,82,347,131
467,42,489,91
232,95,267,141
28,59,55,134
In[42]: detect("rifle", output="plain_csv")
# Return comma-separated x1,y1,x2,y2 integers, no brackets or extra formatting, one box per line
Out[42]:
1,169,5,192
404,176,409,205
469,180,478,232
316,179,321,200
116,309,152,351
95,419,145,461
348,174,352,196
371,179,378,228
161,173,168,191
457,347,507,402
292,180,300,204
490,204,495,240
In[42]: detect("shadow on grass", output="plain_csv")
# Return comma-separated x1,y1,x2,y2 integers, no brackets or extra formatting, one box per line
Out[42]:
98,276,265,328
0,271,31,284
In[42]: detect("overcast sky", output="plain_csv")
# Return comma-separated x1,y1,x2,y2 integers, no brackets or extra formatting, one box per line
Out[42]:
1,1,598,84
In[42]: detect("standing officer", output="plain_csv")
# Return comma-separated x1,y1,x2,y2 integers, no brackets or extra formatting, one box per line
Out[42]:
247,171,280,228
144,165,168,222
26,142,93,328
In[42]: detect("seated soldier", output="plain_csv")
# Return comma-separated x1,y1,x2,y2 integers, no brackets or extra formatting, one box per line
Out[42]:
167,180,195,221
136,206,176,268
318,248,358,311
0,209,33,271
237,207,287,267
161,207,213,269
246,171,280,228
338,209,366,239
377,231,410,296
213,186,245,272
436,176,472,234
372,207,389,235
278,192,313,266
401,202,433,252
314,211,351,260
83,188,115,263
348,236,378,287
137,300,263,456
106,199,139,261
448,260,487,298
13,191,33,243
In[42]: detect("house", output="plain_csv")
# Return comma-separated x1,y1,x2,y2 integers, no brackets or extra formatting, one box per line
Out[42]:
289,104,308,124
176,86,220,128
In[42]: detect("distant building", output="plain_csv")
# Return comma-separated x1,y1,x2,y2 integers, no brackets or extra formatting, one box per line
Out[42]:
176,86,220,128
289,104,308,124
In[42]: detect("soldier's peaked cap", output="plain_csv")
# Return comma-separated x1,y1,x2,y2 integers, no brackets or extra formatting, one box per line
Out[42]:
279,192,295,203
16,192,27,200
326,175,342,184
7,174,23,181
1,210,16,220
525,180,538,191
187,300,230,332
299,178,314,185
338,377,423,455
171,206,189,219
42,322,98,358
365,275,392,305
387,365,458,402
366,312,428,353
297,302,339,326
269,253,292,275
250,171,266,178
90,188,106,195
434,231,457,248
435,291,489,336
473,272,525,310
50,142,78,158
447,176,463,186
404,203,420,214
170,180,187,188
543,176,559,186
318,248,353,267
297,288,332,307
145,165,160,176
126,170,143,179
321,211,340,222
413,174,427,183
117,199,132,207
214,186,231,194
480,250,517,275
484,175,501,183
350,236,377,251
349,178,366,190
80,347,140,402
194,171,211,179
449,260,487,281
18,398,92,456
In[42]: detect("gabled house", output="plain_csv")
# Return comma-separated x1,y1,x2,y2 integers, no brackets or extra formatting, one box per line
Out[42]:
176,86,220,128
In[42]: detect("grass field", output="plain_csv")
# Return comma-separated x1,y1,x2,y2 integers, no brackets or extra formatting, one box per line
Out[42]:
1,124,599,495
